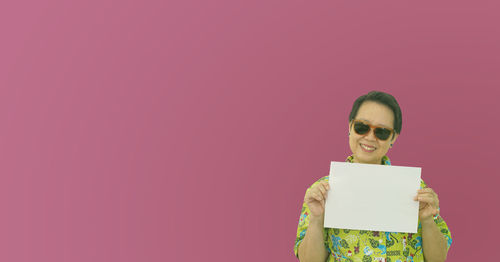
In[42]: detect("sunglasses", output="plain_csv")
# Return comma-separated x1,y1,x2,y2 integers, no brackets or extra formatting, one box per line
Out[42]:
352,120,394,141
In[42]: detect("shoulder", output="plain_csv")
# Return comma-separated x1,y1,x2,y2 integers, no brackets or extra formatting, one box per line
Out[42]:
305,176,329,192
420,179,427,189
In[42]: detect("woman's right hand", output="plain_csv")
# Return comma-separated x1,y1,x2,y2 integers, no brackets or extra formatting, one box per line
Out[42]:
304,180,330,219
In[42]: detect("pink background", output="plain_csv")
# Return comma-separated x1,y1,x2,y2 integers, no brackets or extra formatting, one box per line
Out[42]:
0,0,499,261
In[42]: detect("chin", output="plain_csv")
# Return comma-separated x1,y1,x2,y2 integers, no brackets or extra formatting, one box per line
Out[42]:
356,153,380,164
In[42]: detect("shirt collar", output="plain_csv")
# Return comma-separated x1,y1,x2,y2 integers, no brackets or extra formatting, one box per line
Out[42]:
345,155,391,165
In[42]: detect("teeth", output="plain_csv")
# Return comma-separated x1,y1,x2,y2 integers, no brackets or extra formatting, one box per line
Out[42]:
361,144,375,151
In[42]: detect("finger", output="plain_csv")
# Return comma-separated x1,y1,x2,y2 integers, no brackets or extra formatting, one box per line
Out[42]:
320,183,330,198
414,192,433,200
416,192,436,198
417,193,439,205
416,192,439,203
418,187,433,193
417,195,436,205
418,188,435,194
322,181,331,191
421,190,438,200
313,192,323,201
305,190,317,201
308,192,318,201
321,181,330,190
317,184,326,196
317,192,325,201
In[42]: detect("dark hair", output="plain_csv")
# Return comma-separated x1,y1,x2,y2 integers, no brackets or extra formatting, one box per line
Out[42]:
349,91,402,139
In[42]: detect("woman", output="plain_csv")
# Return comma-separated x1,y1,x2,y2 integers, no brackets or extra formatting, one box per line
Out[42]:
294,91,452,262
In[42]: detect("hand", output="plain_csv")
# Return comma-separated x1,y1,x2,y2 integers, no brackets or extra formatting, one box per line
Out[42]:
304,180,330,219
414,187,440,223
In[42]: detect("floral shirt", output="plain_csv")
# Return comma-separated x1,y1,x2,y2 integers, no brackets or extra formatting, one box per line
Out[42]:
294,156,452,262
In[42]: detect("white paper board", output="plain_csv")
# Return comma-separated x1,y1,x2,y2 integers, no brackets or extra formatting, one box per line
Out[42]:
324,161,421,233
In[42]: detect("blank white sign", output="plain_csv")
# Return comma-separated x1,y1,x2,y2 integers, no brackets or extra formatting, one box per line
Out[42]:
324,161,421,233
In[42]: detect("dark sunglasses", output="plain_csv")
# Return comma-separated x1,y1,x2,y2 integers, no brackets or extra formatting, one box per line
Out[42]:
352,120,394,141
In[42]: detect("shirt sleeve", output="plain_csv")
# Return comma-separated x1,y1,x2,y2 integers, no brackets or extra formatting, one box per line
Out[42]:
294,176,330,258
419,180,453,250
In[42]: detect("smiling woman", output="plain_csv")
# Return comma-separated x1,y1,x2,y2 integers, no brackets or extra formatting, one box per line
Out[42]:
294,91,452,262
348,95,400,165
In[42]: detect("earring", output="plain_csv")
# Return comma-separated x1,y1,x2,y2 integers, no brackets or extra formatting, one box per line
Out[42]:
390,143,393,147
348,132,351,136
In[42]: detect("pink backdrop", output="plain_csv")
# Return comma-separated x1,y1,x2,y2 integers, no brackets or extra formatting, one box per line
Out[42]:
0,0,499,261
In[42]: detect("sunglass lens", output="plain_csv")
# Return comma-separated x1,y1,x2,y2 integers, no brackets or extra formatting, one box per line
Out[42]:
374,128,391,140
354,122,370,135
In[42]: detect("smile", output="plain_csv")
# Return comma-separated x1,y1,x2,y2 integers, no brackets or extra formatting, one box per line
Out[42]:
360,143,376,152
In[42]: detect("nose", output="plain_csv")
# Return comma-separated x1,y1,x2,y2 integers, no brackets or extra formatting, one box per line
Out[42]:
364,128,377,141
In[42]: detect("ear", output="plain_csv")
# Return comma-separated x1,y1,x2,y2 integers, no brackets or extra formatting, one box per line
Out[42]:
390,133,399,147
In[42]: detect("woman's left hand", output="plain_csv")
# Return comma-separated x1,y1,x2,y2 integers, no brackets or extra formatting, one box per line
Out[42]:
414,188,440,222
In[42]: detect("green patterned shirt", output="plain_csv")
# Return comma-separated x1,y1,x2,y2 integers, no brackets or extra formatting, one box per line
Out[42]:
294,156,452,262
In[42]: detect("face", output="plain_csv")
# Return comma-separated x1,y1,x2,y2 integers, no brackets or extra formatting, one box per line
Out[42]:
348,101,398,164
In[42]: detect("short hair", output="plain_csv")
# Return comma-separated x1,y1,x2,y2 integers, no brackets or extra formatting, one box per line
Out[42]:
348,91,402,139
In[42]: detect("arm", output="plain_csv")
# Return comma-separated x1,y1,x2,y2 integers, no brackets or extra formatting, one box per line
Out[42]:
421,217,448,262
415,188,450,262
297,215,328,262
295,180,330,262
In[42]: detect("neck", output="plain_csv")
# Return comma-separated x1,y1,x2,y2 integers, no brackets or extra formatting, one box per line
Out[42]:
352,156,382,165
